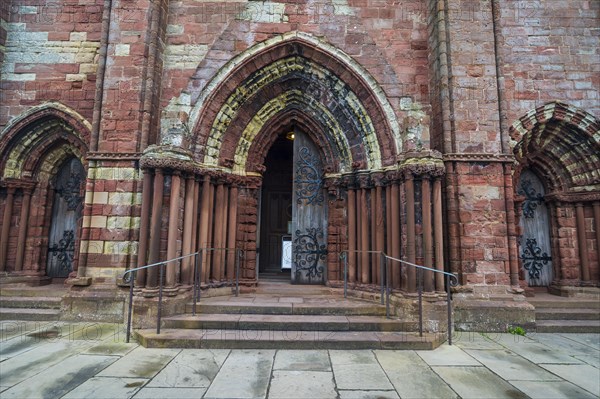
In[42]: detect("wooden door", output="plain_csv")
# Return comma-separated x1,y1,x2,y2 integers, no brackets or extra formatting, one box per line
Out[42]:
518,170,553,286
292,132,327,284
47,158,84,278
260,191,292,273
258,136,293,275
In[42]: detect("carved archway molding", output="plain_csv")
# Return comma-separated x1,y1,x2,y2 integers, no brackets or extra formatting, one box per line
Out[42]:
510,101,600,195
0,102,90,180
188,31,401,156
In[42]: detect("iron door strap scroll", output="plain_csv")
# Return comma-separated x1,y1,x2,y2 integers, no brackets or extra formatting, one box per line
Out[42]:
294,147,324,205
293,227,327,280
520,237,552,279
48,230,75,272
518,178,543,218
56,172,83,211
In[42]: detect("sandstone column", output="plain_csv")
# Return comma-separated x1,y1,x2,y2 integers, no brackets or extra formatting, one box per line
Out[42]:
15,188,33,272
166,173,181,287
405,173,416,292
575,203,590,282
347,182,357,283
433,177,445,291
226,184,239,281
146,169,164,289
0,187,16,271
422,177,433,292
136,170,153,287
181,176,195,285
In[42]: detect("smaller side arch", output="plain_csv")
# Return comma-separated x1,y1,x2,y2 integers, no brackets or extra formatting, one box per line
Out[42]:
510,101,600,192
0,103,90,179
0,103,90,277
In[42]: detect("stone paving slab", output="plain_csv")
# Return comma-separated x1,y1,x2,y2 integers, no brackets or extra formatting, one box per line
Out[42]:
375,350,459,399
330,350,394,390
96,347,181,379
490,334,586,364
338,390,400,399
416,344,481,366
452,331,506,350
0,327,598,399
0,354,116,399
133,387,208,398
268,370,336,399
273,349,331,371
147,349,229,387
433,366,529,399
539,364,600,397
204,349,274,398
508,380,598,399
0,339,93,386
61,376,148,399
465,349,562,381
0,320,52,340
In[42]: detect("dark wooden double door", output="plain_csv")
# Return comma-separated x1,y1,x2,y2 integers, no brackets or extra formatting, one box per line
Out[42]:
259,132,327,284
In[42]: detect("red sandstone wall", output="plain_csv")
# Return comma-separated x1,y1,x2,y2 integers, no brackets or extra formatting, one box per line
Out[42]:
497,0,600,122
0,0,103,129
160,0,432,147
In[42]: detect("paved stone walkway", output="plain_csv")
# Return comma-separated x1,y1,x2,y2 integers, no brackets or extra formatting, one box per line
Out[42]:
0,321,598,398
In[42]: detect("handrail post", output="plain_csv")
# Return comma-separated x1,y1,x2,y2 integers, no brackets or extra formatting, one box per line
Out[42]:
446,273,452,345
343,252,348,298
235,249,240,297
379,252,384,305
418,267,423,337
198,249,203,302
193,251,198,316
126,271,134,343
157,263,164,335
385,255,390,319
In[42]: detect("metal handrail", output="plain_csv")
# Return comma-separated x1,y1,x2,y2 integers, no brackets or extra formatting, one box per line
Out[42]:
123,248,241,343
340,250,458,345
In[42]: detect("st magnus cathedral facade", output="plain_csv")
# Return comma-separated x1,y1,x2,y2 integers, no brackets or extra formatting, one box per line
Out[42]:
0,0,598,332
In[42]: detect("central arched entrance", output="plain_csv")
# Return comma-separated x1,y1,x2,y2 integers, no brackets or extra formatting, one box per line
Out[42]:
258,129,328,285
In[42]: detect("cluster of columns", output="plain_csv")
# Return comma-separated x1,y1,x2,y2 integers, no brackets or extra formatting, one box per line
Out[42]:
343,166,445,293
0,180,35,273
134,167,240,294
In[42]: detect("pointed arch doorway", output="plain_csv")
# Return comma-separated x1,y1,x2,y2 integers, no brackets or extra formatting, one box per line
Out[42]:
258,130,328,285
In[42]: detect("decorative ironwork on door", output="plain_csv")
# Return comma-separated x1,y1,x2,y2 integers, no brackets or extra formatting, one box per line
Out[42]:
295,147,324,206
519,237,552,280
47,158,84,278
293,227,327,281
48,230,76,274
292,132,328,284
517,170,552,286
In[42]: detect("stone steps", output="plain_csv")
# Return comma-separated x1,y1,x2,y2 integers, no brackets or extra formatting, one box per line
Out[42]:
0,296,62,309
135,291,444,350
163,314,416,332
529,299,600,309
0,307,61,321
530,293,600,333
0,283,66,321
535,308,600,321
134,328,443,350
536,320,600,333
188,300,387,316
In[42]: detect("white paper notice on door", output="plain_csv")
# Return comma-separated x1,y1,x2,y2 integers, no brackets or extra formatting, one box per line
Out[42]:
281,236,292,269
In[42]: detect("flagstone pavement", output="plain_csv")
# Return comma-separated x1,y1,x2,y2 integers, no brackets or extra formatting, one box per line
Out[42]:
0,321,598,399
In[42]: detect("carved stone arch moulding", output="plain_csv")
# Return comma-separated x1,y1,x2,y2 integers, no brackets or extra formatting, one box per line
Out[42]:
186,32,401,174
0,103,90,180
510,101,600,193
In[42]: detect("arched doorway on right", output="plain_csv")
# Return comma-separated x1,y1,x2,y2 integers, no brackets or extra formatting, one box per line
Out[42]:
511,102,600,292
